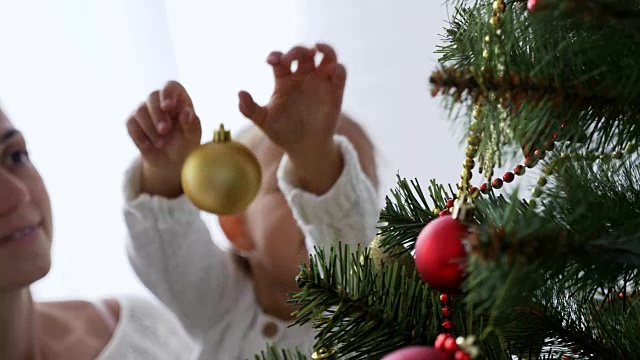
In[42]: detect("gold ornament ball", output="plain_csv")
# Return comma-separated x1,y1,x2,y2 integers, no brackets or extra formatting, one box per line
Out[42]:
181,124,261,215
368,235,416,276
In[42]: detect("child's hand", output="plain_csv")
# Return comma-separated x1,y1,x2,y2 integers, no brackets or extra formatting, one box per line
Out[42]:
126,81,202,197
238,43,346,160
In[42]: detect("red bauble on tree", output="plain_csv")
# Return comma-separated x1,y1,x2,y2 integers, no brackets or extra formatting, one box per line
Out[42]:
414,215,468,293
527,0,537,12
381,346,452,360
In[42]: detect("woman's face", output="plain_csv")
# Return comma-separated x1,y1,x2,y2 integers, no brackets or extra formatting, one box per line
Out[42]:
0,109,52,291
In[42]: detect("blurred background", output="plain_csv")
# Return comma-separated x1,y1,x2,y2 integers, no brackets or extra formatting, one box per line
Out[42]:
0,0,463,300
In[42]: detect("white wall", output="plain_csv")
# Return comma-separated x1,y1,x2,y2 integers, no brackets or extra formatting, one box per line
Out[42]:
163,0,297,137
0,0,180,300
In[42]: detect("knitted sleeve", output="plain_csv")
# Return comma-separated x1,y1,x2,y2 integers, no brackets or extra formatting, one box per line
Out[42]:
277,135,379,254
122,158,234,341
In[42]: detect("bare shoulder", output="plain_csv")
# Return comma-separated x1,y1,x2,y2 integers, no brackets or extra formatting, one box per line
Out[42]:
39,298,120,324
35,299,117,354
37,299,93,314
102,298,121,320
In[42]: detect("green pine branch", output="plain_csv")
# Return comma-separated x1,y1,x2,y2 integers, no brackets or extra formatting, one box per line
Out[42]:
287,242,566,360
378,176,455,252
530,0,640,41
494,286,640,359
434,0,640,161
466,196,640,312
541,154,640,237
252,345,309,360
459,156,640,358
288,244,444,359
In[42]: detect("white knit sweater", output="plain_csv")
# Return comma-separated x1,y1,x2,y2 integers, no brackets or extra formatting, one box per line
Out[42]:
122,135,379,359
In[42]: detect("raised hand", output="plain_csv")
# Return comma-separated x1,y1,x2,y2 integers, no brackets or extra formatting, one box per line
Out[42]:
238,43,346,158
126,81,202,197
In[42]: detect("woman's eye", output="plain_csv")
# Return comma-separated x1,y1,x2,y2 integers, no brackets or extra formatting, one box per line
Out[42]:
7,149,30,166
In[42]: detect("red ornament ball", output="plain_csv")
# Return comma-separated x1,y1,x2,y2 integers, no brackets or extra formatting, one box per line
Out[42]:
415,216,468,293
382,346,452,360
527,0,537,12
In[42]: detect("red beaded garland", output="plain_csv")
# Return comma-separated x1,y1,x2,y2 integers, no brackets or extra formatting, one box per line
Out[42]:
434,333,450,350
440,294,451,305
443,337,459,353
503,172,515,183
525,156,537,168
439,209,451,217
442,320,456,331
442,307,452,318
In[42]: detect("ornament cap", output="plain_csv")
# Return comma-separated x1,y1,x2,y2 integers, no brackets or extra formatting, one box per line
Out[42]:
452,194,474,220
213,124,231,142
311,348,337,359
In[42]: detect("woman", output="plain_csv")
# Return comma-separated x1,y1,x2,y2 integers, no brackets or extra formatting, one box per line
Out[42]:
0,106,196,359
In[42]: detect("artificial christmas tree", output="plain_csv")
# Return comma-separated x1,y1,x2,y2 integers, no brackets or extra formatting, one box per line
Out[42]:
256,0,640,358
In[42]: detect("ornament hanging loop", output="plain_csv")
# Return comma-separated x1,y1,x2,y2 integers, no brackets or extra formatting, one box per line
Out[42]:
452,194,474,221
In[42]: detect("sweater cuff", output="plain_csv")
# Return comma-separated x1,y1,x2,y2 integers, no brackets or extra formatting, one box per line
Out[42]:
277,134,374,225
123,157,144,203
122,157,200,227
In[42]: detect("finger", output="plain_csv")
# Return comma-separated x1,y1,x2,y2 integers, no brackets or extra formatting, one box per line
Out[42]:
134,104,164,148
314,43,337,67
160,80,194,113
146,91,171,135
238,91,267,128
177,108,202,139
266,51,290,78
281,46,311,75
327,63,347,87
295,48,316,74
126,117,153,153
